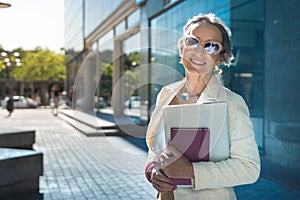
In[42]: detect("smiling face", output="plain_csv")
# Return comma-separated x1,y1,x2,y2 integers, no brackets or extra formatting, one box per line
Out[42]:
181,22,224,79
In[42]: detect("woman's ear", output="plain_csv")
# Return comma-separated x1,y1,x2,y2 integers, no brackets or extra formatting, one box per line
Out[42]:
216,51,227,65
216,57,224,65
221,52,228,62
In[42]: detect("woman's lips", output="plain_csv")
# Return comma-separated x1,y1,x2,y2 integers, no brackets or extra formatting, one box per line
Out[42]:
189,58,206,66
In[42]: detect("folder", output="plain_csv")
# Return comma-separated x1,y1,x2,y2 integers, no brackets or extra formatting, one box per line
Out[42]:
169,128,209,185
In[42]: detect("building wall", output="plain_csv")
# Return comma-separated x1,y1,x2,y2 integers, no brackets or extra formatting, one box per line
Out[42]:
64,0,84,54
64,0,300,188
85,0,123,36
263,0,300,188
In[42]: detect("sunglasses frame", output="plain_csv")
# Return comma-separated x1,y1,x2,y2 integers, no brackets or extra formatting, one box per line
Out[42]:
184,35,223,55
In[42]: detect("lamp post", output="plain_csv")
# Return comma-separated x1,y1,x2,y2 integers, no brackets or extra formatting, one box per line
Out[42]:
0,50,22,95
0,2,11,8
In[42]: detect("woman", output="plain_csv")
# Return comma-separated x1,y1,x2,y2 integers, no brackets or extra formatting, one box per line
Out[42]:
51,84,60,116
6,95,14,116
144,13,260,200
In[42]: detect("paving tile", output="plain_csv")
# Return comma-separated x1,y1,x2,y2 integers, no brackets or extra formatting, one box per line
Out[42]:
1,108,299,200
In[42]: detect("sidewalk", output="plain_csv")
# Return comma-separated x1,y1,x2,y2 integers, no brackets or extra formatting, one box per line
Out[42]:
0,108,299,200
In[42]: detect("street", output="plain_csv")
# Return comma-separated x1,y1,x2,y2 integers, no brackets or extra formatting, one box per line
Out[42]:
0,108,156,200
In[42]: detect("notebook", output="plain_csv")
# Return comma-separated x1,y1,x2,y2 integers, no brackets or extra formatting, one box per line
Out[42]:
163,102,229,187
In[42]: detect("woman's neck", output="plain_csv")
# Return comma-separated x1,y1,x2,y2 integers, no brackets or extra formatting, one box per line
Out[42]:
185,73,212,95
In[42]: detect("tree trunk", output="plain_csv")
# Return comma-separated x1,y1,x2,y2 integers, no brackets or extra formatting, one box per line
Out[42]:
40,81,48,106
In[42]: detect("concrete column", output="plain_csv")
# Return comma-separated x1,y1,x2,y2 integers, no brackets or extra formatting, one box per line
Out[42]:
112,40,125,118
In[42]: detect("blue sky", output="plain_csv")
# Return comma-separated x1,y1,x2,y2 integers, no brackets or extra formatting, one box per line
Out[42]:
0,0,64,53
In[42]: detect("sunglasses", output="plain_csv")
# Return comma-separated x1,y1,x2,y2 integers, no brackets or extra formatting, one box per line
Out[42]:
184,36,222,55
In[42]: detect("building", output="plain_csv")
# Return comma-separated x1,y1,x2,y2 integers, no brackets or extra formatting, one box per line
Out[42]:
64,0,300,188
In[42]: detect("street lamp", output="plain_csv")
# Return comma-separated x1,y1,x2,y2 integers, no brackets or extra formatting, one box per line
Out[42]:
1,51,22,77
0,50,22,94
0,2,11,8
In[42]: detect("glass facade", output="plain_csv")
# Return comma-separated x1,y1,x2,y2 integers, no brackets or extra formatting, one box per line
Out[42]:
127,9,141,28
64,0,300,187
227,0,264,147
150,0,264,147
64,0,84,55
115,21,126,36
122,32,142,120
97,30,114,107
85,0,123,36
64,0,85,94
65,0,264,147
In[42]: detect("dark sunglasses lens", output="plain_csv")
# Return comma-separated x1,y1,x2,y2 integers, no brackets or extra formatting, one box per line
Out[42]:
185,37,198,48
204,42,220,54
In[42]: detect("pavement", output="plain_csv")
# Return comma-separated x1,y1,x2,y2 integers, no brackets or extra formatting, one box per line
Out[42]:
0,108,300,200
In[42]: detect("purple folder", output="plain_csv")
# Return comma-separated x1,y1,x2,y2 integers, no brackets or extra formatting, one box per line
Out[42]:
169,128,210,185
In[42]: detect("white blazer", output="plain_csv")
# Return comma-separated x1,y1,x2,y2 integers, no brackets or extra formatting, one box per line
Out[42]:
145,75,260,200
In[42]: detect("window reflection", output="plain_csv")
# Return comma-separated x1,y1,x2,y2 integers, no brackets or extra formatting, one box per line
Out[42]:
115,21,126,36
122,32,143,121
97,30,114,110
128,9,140,28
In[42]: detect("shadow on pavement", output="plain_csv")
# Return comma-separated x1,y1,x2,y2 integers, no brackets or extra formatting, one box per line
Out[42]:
4,192,43,200
122,136,148,152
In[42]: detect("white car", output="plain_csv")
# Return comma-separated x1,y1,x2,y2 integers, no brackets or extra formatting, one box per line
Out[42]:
1,96,38,108
125,96,141,109
49,96,67,107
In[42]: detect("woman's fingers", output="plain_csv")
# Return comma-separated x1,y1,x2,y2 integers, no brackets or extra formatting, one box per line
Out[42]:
152,181,176,192
160,145,184,166
152,174,176,192
151,168,176,192
152,167,173,183
160,146,193,179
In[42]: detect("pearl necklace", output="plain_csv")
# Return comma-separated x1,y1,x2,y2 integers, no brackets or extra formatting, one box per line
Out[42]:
181,92,201,101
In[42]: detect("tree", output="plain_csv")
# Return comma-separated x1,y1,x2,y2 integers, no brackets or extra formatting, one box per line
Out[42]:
123,51,141,98
13,48,65,81
13,48,65,105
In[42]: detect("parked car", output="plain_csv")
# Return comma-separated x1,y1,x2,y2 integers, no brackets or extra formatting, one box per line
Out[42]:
98,97,107,108
94,96,107,108
49,96,67,107
1,96,38,108
125,96,141,109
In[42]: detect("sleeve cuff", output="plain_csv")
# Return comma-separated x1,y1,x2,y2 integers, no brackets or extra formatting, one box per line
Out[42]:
192,162,201,190
145,161,160,183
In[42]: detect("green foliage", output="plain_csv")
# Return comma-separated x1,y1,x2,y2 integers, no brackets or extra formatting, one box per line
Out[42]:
13,48,65,81
98,50,113,97
127,52,140,66
0,60,6,78
101,63,113,76
99,50,113,77
123,51,141,97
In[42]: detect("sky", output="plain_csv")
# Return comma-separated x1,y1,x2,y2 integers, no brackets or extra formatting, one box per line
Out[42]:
0,0,64,53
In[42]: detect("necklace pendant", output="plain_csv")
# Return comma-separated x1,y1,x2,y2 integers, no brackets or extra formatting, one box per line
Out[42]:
181,92,190,101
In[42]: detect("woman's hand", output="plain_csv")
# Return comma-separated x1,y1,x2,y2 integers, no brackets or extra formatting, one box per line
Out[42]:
160,144,194,179
151,166,176,192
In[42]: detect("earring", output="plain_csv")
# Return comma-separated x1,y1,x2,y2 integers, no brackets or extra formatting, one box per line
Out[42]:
214,64,223,74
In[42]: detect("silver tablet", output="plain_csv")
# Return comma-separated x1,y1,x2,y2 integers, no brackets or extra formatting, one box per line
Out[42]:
163,102,229,162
